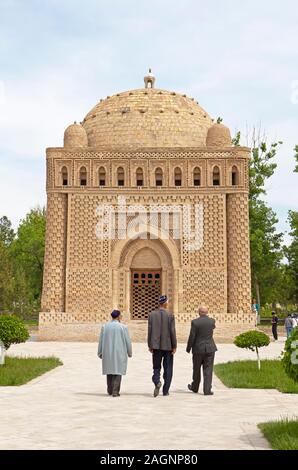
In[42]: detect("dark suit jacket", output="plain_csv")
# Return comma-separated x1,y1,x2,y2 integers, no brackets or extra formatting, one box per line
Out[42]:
147,308,177,351
186,315,217,354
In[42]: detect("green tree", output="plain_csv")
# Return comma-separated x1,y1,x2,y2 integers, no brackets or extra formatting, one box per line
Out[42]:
249,138,282,201
285,211,298,304
0,216,14,246
234,330,270,370
294,144,298,173
235,128,283,306
0,315,29,365
282,327,298,384
10,207,46,309
250,200,283,305
0,240,13,312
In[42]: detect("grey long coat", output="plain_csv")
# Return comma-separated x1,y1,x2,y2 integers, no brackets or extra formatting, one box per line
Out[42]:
98,320,132,375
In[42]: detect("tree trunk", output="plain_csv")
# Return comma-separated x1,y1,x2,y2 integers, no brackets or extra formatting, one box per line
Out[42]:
255,277,261,307
0,342,5,365
256,347,261,370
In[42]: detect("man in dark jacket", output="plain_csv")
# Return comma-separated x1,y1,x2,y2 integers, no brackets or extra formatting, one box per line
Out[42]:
186,306,217,395
271,311,278,341
147,295,177,397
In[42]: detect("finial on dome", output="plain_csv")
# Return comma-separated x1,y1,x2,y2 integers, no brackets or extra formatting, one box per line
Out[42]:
144,68,155,88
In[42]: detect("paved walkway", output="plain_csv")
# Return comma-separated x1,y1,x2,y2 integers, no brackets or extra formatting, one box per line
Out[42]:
0,339,297,450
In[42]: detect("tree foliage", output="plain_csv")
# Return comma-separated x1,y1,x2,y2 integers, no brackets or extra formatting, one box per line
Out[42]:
10,207,46,300
0,240,13,312
234,330,270,370
250,200,283,304
0,315,29,350
281,327,298,384
0,207,46,318
284,211,298,304
234,128,284,306
234,330,270,351
249,139,282,202
294,145,298,173
0,216,14,246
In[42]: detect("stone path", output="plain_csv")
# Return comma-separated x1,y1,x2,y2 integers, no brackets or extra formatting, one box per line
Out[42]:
0,339,297,450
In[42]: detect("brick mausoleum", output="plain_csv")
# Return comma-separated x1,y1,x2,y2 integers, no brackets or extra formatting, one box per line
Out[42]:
39,71,254,341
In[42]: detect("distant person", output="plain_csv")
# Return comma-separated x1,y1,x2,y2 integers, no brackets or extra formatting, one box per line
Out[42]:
186,306,217,396
291,314,298,329
98,309,132,397
147,295,177,397
271,312,278,341
285,314,294,338
252,298,260,326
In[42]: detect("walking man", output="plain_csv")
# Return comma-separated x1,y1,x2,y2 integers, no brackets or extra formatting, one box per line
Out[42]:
98,309,132,397
285,314,294,338
147,295,177,397
186,306,217,396
271,311,278,341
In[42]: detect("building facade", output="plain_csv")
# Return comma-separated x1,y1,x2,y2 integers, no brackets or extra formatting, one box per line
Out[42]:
40,72,254,341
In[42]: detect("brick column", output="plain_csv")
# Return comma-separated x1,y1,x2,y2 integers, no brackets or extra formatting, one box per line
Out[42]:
41,193,67,312
226,193,251,314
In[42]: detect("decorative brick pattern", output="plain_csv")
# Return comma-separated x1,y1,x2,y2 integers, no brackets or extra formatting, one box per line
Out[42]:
227,194,251,314
181,269,226,319
82,89,213,148
41,193,67,312
40,82,253,339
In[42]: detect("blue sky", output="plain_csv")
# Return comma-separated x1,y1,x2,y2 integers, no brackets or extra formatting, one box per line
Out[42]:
0,0,297,242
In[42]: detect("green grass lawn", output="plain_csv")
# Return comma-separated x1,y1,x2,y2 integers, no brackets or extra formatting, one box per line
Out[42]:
0,356,63,386
214,360,298,393
24,319,39,327
259,419,298,450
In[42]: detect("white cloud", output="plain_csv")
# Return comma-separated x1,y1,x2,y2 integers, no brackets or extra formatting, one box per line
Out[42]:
0,0,297,239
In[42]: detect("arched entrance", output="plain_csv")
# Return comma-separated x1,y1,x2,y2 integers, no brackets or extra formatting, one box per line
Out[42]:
111,234,180,318
130,247,162,319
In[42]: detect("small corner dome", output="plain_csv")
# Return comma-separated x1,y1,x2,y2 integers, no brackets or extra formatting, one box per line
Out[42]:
64,122,88,148
206,122,231,148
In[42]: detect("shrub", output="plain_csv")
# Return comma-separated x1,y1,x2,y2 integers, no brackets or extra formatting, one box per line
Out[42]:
0,315,29,351
260,305,272,318
282,327,298,384
234,330,270,370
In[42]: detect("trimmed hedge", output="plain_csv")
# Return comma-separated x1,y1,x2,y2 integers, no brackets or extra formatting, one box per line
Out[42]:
282,327,298,384
0,315,29,350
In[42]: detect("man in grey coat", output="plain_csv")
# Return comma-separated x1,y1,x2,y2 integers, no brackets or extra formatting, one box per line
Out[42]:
148,295,177,397
186,306,217,396
98,309,132,397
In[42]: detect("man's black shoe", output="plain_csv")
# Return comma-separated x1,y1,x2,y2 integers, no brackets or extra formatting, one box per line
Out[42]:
188,384,198,393
153,382,162,397
204,392,214,396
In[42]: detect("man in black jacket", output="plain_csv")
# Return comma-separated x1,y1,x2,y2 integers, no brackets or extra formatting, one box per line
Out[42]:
271,311,278,341
186,306,217,395
148,295,177,397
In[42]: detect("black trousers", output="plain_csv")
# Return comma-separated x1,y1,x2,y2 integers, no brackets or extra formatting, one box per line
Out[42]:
152,350,173,395
191,352,215,394
106,375,122,396
272,325,278,340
